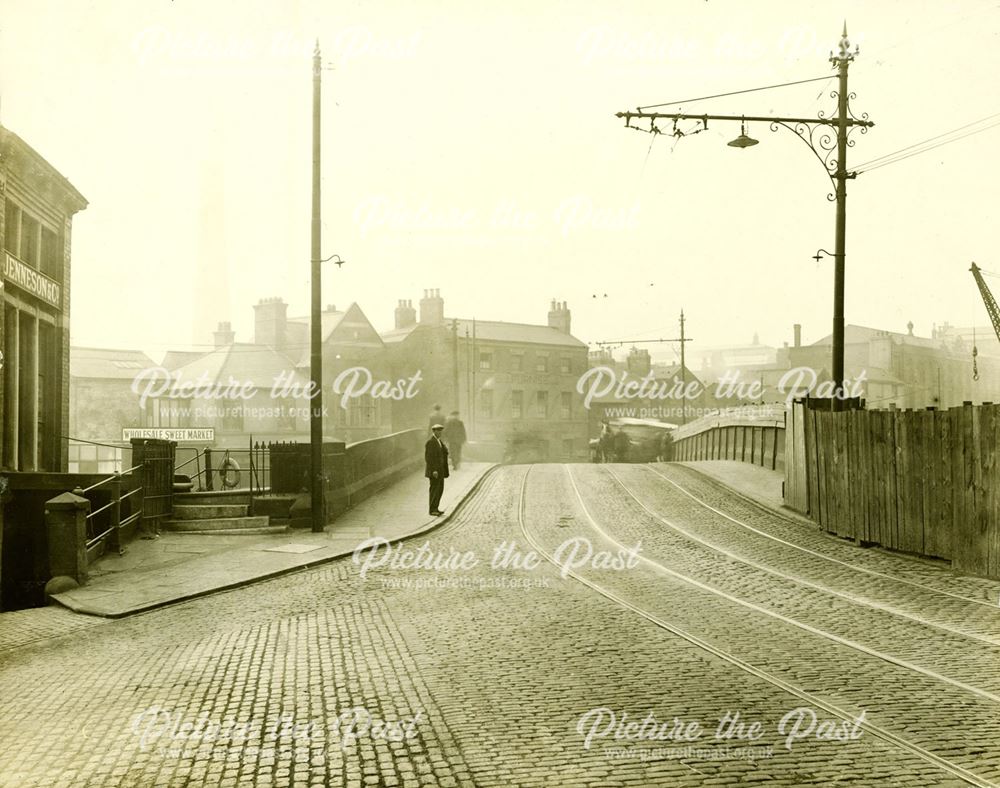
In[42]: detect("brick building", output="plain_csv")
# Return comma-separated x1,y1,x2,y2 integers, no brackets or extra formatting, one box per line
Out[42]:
1,125,87,472
136,299,394,450
788,323,1000,409
584,346,712,433
382,292,590,461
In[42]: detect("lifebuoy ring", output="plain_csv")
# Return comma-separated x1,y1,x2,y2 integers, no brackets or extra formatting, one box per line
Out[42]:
219,457,241,489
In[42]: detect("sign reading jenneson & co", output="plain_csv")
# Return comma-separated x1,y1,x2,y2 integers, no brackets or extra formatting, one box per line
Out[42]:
3,252,62,310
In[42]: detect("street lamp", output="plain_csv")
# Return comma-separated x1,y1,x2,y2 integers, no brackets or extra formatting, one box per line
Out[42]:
615,24,874,408
727,119,759,149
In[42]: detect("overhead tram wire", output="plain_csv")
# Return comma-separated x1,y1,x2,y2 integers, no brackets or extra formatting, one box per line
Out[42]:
854,110,1000,168
854,113,1000,174
636,74,834,111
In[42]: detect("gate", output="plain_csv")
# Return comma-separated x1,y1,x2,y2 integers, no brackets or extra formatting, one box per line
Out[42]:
131,439,175,534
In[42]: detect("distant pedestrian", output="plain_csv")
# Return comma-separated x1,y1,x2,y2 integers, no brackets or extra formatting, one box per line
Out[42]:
613,427,630,463
442,411,467,470
425,423,450,516
658,430,673,462
428,404,444,435
598,423,614,463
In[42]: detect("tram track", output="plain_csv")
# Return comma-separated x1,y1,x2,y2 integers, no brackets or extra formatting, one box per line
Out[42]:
562,465,1000,704
648,463,1000,608
515,465,999,788
599,465,1000,648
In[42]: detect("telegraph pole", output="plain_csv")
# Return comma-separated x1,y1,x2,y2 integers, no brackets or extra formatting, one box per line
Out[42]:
595,309,693,424
615,25,871,410
679,310,687,425
310,41,324,532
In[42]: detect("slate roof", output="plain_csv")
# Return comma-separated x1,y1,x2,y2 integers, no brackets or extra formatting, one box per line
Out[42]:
71,347,157,380
382,319,586,349
169,343,308,390
810,324,945,350
161,350,210,370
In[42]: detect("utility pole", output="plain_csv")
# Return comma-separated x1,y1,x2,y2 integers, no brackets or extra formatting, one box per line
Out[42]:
679,310,687,425
595,308,693,424
614,24,872,410
309,41,323,533
831,29,852,410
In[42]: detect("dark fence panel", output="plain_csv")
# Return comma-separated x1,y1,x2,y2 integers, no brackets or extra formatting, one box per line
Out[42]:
263,429,425,524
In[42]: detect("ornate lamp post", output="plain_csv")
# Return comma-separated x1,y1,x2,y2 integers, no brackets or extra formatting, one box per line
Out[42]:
615,25,874,407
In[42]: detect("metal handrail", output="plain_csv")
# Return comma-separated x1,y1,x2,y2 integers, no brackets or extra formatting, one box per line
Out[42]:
86,500,117,521
175,452,202,471
79,464,143,494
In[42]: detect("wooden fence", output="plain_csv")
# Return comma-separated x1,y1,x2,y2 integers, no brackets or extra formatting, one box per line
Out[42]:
785,400,1000,577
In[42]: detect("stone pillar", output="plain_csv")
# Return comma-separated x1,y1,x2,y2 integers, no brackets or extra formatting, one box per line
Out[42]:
45,491,90,585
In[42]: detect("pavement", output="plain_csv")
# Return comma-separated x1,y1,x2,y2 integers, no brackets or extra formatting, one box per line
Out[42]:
676,459,787,512
49,462,495,619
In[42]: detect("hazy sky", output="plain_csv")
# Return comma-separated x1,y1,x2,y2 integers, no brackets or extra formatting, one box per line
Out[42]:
2,0,999,366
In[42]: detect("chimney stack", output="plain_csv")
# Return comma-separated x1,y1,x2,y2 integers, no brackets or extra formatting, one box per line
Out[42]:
253,297,288,350
394,299,417,329
793,323,802,348
213,321,235,348
548,299,571,334
626,347,651,377
418,289,444,325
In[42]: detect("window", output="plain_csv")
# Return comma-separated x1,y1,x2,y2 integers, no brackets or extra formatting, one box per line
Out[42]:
18,311,36,469
40,227,61,279
4,200,20,254
511,390,523,419
511,353,524,372
479,351,493,371
38,322,57,469
279,397,297,431
563,438,574,457
20,214,39,268
560,357,572,374
535,391,548,418
479,389,493,420
348,395,378,427
2,308,16,468
561,392,572,419
222,404,244,432
536,354,548,373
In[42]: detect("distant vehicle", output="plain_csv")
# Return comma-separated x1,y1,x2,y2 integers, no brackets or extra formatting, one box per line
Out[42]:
589,418,677,463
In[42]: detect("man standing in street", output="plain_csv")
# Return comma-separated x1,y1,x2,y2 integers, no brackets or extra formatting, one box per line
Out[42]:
425,423,450,516
442,410,467,470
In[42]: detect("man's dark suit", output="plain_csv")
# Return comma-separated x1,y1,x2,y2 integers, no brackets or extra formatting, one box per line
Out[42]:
425,435,450,514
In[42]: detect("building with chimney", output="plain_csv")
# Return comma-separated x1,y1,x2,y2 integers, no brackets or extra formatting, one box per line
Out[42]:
787,323,1000,409
1,125,87,472
382,292,590,461
134,298,394,449
584,346,712,433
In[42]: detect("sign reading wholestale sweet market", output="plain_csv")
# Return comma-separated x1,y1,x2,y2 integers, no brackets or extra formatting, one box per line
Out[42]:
3,252,62,310
122,428,215,442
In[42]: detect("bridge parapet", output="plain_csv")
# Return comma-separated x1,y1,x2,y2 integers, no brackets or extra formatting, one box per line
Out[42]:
671,405,787,471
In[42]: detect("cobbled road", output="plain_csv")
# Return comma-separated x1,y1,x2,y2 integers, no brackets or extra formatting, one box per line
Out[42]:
1,463,998,788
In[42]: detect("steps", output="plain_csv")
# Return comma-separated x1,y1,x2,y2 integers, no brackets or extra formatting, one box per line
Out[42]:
164,490,285,535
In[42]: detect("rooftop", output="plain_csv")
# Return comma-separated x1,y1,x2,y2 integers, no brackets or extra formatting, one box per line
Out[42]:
71,347,157,380
383,318,586,349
